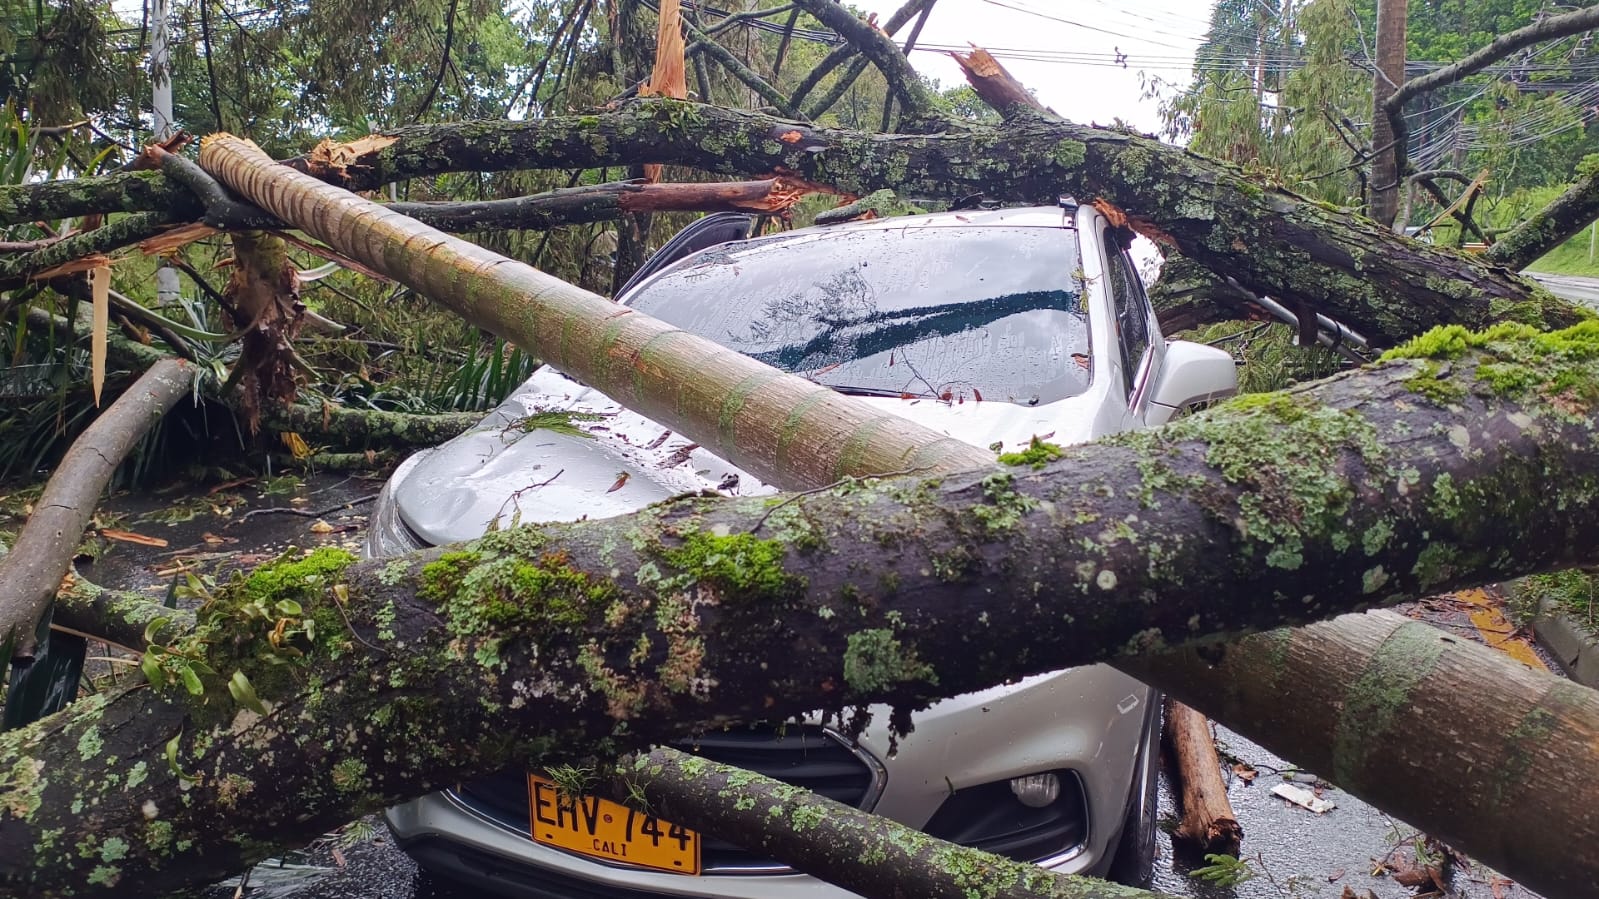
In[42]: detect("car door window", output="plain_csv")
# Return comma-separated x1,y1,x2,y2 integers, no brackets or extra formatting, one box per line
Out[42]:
1103,236,1150,396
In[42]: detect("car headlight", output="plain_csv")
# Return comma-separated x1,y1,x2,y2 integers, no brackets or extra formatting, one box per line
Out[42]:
921,769,1088,862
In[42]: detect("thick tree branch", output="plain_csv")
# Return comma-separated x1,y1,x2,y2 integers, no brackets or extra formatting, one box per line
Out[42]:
199,132,993,489
331,104,1585,345
787,0,936,111
951,46,1051,120
8,328,1599,895
790,0,938,128
9,106,1580,346
619,747,1167,899
1486,166,1599,271
387,177,828,231
1381,6,1599,218
0,213,175,287
0,359,193,651
0,170,196,228
259,402,483,449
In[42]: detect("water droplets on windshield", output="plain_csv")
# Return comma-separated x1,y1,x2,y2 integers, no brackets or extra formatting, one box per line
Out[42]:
628,226,1092,406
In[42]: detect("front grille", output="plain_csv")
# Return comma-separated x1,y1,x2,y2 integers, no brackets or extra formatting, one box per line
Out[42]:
450,724,878,873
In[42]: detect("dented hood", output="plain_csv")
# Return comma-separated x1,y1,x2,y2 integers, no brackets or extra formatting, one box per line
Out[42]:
397,366,1105,547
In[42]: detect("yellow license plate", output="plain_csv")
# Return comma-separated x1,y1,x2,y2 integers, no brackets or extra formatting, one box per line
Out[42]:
527,774,701,875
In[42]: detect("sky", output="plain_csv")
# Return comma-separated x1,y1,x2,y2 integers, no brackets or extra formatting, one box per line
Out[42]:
853,0,1211,133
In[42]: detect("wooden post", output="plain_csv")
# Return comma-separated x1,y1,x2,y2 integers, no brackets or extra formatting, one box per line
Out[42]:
1370,0,1408,227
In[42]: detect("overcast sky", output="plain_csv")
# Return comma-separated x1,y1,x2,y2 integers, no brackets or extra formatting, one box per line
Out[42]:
854,0,1210,133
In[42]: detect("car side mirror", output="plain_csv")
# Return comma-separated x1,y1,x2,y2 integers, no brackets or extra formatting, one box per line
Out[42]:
1144,340,1239,425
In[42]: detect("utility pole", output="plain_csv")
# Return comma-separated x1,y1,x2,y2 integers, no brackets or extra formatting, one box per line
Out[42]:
1370,0,1408,228
151,0,180,304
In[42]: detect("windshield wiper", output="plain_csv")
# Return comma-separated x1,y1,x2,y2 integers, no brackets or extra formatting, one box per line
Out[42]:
821,385,929,399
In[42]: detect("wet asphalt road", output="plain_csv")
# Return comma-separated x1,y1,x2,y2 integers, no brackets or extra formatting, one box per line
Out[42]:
84,474,1550,899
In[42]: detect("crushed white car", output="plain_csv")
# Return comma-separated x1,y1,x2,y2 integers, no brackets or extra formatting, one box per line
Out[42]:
365,203,1237,898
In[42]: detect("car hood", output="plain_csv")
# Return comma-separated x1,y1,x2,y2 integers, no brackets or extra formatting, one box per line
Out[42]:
397,367,1102,547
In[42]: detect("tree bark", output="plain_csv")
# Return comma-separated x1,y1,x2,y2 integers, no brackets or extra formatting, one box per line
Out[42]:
9,330,1599,895
259,402,483,449
0,358,192,652
388,177,829,232
1164,699,1242,857
196,132,993,490
0,171,195,228
617,746,1170,899
951,46,1051,119
1369,0,1406,227
294,104,1590,346
1119,609,1599,899
5,106,1583,346
1486,167,1599,272
0,213,174,287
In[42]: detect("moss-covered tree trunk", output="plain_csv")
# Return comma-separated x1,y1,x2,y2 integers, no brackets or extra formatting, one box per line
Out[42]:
3,104,1583,346
8,326,1599,896
272,104,1588,345
1120,609,1599,899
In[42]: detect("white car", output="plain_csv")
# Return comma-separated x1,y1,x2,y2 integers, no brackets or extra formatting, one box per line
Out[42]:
365,203,1238,898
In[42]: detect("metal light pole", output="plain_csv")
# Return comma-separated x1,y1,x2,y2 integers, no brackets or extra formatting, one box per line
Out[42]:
151,0,180,303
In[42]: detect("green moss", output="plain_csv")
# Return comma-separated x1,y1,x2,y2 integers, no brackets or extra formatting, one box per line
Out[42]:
659,531,803,599
1382,320,1599,404
434,549,619,667
1511,568,1599,633
1050,139,1087,170
419,550,479,602
842,628,935,693
996,436,1064,469
76,727,103,762
971,472,1038,535
1111,388,1385,570
1402,360,1467,405
237,547,357,606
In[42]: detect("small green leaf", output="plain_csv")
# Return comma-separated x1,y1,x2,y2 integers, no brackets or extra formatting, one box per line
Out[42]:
275,599,303,616
143,616,172,645
228,671,268,715
140,651,164,687
178,664,203,695
165,732,197,782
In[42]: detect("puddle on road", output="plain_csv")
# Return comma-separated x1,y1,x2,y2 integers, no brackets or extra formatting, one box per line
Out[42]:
76,470,388,599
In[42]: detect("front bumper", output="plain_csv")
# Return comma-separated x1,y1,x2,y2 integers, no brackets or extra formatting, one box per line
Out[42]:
386,666,1152,898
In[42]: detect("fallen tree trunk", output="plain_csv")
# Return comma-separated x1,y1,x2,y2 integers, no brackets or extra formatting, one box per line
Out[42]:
9,326,1599,896
7,104,1582,346
1119,609,1599,899
313,103,1589,346
0,358,193,650
1164,699,1242,857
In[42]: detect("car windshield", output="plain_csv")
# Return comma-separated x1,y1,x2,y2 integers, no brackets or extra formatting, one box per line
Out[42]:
625,224,1091,405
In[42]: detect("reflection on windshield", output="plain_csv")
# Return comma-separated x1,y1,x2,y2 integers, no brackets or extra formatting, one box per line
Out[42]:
627,225,1091,405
